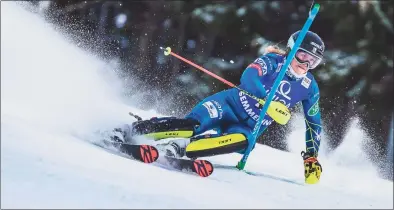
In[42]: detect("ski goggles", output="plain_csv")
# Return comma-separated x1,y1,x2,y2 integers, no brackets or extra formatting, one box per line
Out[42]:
294,49,322,69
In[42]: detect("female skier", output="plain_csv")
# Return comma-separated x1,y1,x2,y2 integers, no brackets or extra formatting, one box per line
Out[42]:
108,30,324,183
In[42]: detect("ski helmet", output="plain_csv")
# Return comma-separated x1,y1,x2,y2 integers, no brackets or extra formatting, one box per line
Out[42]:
286,30,325,69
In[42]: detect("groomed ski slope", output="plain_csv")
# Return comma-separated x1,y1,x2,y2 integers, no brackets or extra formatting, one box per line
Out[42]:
1,2,392,209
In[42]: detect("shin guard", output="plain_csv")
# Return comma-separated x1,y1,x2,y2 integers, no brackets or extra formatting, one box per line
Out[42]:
185,133,248,158
131,117,198,140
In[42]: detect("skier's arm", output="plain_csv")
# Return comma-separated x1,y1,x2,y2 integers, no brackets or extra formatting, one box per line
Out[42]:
301,82,322,157
240,55,275,99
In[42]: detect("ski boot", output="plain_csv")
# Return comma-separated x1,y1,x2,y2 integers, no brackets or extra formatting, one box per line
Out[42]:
100,127,126,149
302,151,323,184
110,128,126,143
156,139,188,158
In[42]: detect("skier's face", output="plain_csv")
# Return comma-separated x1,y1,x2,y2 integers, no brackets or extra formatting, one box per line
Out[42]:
290,50,320,75
290,58,309,75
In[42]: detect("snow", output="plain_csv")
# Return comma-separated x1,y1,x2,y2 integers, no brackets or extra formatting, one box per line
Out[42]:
1,2,393,209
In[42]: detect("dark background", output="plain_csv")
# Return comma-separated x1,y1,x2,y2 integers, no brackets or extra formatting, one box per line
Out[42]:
29,0,393,179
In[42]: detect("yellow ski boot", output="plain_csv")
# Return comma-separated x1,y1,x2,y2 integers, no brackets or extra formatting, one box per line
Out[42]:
301,151,322,184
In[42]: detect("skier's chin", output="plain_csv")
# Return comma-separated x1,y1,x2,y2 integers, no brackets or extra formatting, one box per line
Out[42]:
295,65,308,74
288,65,307,79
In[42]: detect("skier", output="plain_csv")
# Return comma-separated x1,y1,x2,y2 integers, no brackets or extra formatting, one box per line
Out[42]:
108,30,324,183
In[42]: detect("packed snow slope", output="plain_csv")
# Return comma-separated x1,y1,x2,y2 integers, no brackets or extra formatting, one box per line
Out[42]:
1,2,392,209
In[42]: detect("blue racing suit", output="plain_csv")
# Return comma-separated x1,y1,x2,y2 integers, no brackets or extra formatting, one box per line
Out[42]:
185,53,322,156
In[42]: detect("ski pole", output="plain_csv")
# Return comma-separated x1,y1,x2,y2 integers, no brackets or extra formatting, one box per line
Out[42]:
236,3,321,170
161,47,291,125
161,47,237,88
160,47,269,103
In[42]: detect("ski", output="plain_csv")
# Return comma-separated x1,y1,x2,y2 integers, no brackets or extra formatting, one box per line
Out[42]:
98,140,213,177
119,143,159,163
162,156,214,177
96,140,159,164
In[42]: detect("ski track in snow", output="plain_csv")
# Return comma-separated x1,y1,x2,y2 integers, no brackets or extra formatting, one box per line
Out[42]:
1,2,393,209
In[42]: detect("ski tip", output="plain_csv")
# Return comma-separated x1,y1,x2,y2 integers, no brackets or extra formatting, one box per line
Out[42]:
192,160,214,177
139,145,159,163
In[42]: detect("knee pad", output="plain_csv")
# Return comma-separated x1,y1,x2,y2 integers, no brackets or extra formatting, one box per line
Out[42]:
131,117,199,140
185,133,248,158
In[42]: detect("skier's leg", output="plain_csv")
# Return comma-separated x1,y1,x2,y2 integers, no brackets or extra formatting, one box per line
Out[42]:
118,91,233,141
184,124,251,158
157,91,240,158
179,91,254,158
185,91,239,135
106,91,238,157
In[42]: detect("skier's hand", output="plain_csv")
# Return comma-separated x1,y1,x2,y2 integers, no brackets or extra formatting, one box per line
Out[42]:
301,151,322,184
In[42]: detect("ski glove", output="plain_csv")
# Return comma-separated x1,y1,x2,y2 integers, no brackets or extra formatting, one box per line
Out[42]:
301,151,322,184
